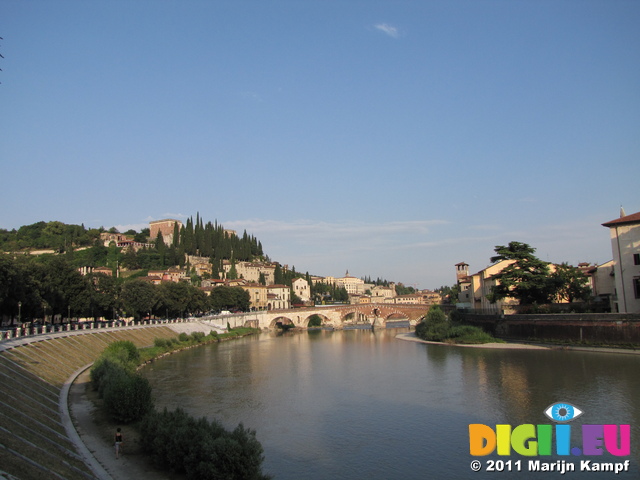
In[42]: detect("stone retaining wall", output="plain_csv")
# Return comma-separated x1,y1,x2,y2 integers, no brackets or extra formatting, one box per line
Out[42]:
462,313,640,344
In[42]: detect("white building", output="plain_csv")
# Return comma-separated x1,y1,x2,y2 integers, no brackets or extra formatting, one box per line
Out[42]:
602,210,640,313
267,285,291,310
292,277,311,303
335,271,365,295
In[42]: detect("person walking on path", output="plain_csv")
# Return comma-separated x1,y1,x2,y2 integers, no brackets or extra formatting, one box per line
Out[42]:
115,428,123,459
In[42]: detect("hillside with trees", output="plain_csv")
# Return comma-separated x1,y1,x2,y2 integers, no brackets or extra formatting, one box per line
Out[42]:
0,215,264,276
0,215,265,323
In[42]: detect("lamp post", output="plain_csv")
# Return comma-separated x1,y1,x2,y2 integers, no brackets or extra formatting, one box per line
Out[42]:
68,305,71,323
18,301,22,325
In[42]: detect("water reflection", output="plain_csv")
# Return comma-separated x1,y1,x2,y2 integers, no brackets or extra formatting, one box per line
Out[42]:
142,330,640,479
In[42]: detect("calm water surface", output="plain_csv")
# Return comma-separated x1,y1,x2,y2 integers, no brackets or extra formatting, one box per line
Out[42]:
141,329,640,479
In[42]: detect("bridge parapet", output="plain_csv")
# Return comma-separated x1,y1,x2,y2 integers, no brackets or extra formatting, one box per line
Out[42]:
223,304,430,329
0,304,431,342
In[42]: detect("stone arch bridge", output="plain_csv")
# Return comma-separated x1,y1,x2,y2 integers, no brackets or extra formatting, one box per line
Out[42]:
209,304,431,330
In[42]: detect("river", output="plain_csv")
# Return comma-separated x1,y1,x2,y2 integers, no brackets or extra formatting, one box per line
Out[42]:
141,329,640,479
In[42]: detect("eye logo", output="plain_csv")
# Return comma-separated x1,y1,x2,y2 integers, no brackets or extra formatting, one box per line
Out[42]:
544,402,583,422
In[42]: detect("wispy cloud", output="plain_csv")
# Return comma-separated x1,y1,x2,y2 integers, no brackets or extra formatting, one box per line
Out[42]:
240,91,263,102
224,218,448,242
374,23,400,38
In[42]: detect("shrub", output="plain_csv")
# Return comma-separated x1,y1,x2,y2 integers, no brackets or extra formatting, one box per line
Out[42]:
104,340,140,366
90,358,122,396
90,341,154,423
178,332,189,342
102,368,154,423
425,305,446,324
191,332,205,343
415,306,499,344
139,407,270,479
154,338,168,348
448,308,465,324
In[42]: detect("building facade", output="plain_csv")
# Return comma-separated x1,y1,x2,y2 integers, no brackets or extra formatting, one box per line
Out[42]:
222,260,276,284
602,211,640,313
149,219,183,246
292,277,311,303
266,285,291,310
335,271,365,295
456,259,519,313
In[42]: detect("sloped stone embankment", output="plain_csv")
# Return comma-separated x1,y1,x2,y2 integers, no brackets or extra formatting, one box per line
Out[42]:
0,325,191,480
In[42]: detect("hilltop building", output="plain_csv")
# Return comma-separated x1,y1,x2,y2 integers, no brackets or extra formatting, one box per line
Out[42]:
221,260,276,284
149,219,182,245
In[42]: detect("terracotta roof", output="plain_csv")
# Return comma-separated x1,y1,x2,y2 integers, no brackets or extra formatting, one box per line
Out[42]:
602,211,640,227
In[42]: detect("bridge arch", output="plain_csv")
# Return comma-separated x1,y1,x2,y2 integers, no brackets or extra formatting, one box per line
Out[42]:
303,313,332,327
270,316,294,329
341,311,368,324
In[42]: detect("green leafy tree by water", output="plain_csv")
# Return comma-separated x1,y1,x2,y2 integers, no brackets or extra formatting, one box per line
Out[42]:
550,263,591,303
487,242,555,305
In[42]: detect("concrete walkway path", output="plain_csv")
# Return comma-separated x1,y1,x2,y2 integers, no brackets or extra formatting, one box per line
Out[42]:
67,369,176,480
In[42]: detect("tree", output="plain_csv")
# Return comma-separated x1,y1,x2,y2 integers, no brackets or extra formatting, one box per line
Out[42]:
415,305,448,341
89,273,120,320
134,228,150,243
550,263,591,303
227,260,238,280
155,230,166,267
38,256,92,319
487,242,555,305
121,280,158,320
209,286,250,312
274,264,284,284
0,255,42,322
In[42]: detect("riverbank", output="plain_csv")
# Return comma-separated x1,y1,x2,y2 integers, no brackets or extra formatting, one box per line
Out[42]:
396,331,640,355
396,332,549,349
68,328,261,479
69,368,177,480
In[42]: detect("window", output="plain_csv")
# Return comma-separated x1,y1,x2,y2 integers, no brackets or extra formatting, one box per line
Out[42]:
634,253,640,266
634,278,640,300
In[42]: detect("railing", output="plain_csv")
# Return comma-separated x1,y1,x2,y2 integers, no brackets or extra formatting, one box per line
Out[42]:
0,317,194,342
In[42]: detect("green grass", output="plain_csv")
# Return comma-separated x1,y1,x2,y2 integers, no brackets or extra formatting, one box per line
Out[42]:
139,327,260,364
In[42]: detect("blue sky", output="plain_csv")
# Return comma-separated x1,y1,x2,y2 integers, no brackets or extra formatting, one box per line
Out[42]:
1,0,638,289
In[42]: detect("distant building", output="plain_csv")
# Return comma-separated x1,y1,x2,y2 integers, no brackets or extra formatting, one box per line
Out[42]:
371,285,395,300
292,277,311,303
335,271,365,295
149,219,183,246
241,283,268,310
394,294,422,305
100,232,134,247
420,290,442,304
602,210,640,313
78,266,113,277
585,260,615,312
267,285,291,310
222,260,276,284
455,259,519,313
